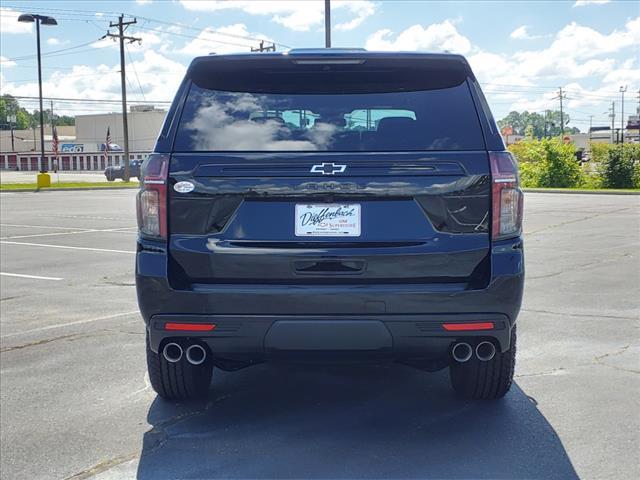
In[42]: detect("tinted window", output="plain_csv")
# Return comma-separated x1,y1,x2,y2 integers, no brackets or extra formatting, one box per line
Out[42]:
175,82,484,152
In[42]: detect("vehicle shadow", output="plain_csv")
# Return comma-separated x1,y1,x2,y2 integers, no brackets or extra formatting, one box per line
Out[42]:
137,363,578,479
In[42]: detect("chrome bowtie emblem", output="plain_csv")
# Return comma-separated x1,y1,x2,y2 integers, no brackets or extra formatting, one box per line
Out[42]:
310,162,347,175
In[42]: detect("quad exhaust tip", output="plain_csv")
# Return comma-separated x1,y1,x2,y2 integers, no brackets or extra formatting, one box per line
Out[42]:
476,341,496,362
186,344,207,365
452,342,473,363
163,342,183,363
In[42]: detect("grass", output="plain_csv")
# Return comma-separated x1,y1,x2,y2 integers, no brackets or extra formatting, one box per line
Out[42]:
0,181,139,191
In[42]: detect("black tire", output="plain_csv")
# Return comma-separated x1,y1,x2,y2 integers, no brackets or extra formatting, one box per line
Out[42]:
146,335,213,400
449,326,516,400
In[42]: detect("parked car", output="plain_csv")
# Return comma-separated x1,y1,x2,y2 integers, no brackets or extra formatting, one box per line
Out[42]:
100,143,123,151
136,49,524,401
104,160,142,181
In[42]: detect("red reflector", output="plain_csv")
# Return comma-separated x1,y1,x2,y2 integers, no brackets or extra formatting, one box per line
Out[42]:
164,323,216,331
442,322,495,331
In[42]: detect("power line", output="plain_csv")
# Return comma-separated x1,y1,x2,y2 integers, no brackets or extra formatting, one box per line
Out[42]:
125,43,147,102
133,24,269,51
134,14,291,49
1,3,291,49
1,39,102,62
9,96,171,104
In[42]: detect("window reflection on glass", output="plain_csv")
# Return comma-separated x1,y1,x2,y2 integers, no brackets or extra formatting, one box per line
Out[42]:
175,83,484,152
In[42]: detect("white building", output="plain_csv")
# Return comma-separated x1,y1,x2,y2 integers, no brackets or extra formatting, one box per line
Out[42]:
74,108,167,152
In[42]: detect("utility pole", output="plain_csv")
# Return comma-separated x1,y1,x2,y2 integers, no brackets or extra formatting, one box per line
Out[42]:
250,40,275,52
555,87,567,135
7,107,16,151
619,85,627,144
107,15,141,182
325,0,331,48
609,102,615,144
50,99,54,171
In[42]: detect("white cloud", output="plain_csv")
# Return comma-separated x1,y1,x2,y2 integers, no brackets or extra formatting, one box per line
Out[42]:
179,0,375,32
178,24,272,55
510,18,639,80
136,0,153,4
95,12,104,18
47,37,69,46
1,50,186,115
510,25,530,40
509,25,545,40
365,20,472,54
1,7,33,34
573,0,611,7
334,1,376,32
0,56,17,67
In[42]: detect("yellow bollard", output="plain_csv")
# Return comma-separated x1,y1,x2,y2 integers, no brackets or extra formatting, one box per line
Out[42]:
36,173,51,188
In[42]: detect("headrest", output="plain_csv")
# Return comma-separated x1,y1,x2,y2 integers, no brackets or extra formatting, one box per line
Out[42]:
376,117,416,133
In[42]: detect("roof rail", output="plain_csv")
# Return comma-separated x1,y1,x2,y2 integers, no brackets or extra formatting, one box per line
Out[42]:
286,48,367,55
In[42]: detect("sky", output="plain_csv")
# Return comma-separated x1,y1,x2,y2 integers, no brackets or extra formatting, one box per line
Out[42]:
1,0,638,132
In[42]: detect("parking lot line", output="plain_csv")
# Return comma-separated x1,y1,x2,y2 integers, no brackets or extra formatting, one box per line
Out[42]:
0,310,140,339
0,223,94,230
0,240,135,254
1,227,137,240
0,272,63,281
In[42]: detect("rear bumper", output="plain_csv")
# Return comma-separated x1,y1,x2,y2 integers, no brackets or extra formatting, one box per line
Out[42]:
137,237,524,360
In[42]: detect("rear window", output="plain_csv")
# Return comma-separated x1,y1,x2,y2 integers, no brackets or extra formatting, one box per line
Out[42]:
174,80,485,152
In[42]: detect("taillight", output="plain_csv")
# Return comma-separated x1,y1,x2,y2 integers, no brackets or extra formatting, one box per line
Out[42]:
490,151,523,240
137,153,168,239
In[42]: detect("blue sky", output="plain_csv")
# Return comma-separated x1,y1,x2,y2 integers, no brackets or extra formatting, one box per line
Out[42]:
1,0,638,132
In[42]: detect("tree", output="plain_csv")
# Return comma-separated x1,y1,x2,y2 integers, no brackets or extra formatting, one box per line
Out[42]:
497,110,580,138
0,96,75,130
0,94,32,130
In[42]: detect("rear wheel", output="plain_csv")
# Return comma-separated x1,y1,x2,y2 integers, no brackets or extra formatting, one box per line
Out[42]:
449,326,516,400
146,335,213,400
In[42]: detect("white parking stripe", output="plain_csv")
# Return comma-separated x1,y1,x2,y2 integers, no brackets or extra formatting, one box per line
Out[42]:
1,230,94,240
1,227,137,240
0,311,140,339
0,223,92,230
0,241,135,254
0,272,63,281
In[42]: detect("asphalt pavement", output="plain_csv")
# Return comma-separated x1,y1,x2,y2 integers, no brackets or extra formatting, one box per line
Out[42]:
0,170,112,184
0,190,638,479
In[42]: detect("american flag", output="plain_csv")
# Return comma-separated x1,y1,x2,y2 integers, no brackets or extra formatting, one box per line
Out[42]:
103,126,111,162
51,125,59,158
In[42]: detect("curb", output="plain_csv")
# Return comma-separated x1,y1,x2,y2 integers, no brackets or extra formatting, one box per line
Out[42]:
523,188,639,195
0,186,139,193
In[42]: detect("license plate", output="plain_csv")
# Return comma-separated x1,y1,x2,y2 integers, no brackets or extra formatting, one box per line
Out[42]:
295,204,361,237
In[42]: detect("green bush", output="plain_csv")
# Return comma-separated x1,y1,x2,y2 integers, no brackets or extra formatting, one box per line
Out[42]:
509,138,582,188
518,161,542,188
591,144,640,189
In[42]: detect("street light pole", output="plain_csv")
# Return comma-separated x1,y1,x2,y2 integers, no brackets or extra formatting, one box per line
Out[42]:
325,0,331,48
35,18,45,172
18,13,57,173
620,86,627,144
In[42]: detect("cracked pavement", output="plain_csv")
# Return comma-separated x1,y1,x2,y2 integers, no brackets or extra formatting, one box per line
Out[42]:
1,190,639,480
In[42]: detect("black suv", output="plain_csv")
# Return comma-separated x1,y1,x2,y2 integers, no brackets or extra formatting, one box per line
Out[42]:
105,160,142,181
136,49,524,401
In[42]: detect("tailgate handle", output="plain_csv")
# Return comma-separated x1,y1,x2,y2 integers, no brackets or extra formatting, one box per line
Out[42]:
293,260,366,275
